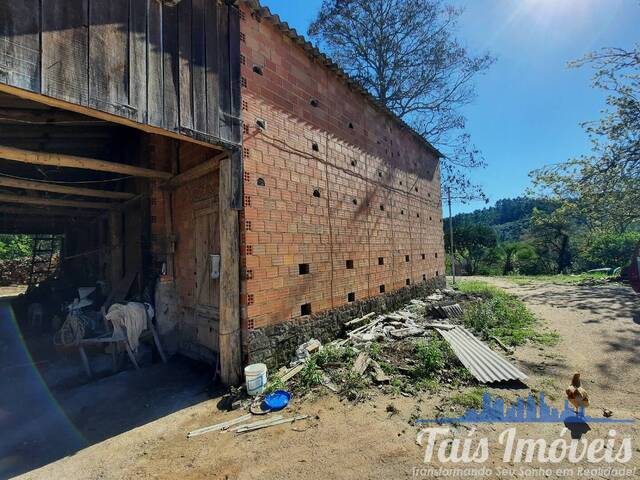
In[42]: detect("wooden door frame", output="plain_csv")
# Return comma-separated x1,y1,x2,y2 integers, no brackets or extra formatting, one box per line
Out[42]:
219,154,242,385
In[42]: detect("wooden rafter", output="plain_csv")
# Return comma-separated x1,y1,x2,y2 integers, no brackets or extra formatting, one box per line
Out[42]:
0,144,173,180
0,192,112,210
165,152,228,190
0,205,97,217
0,176,135,200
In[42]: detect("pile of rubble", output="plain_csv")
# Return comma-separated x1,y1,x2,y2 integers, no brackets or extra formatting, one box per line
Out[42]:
272,287,528,400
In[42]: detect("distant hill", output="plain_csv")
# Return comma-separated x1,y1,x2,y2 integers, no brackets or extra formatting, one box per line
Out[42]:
450,197,558,242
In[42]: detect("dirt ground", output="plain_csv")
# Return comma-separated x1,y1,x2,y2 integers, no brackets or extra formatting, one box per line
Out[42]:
12,279,640,480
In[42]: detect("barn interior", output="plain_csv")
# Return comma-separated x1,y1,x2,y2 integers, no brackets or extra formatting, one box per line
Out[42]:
0,90,224,477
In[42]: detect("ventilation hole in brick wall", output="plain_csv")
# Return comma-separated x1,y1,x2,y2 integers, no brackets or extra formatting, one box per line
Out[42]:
301,303,312,316
247,294,255,306
435,252,438,258
422,274,427,281
151,216,157,224
378,257,384,265
406,278,411,286
256,118,266,130
379,285,385,293
150,198,157,206
415,187,419,192
422,253,426,260
244,172,250,182
239,10,246,21
299,263,310,275
405,255,410,262
241,77,247,88
436,271,440,277
256,178,265,187
429,216,433,221
312,142,319,152
246,245,253,255
348,122,354,129
350,159,357,167
380,205,384,211
243,147,250,158
346,259,354,269
313,189,321,198
400,210,404,215
252,65,264,76
310,98,320,108
243,195,251,207
240,32,246,42
347,292,355,302
243,123,250,135
240,54,246,65
242,100,248,111
428,193,431,197
417,213,420,219
352,198,358,205
378,170,382,177
246,269,254,280
399,180,403,185
246,220,252,230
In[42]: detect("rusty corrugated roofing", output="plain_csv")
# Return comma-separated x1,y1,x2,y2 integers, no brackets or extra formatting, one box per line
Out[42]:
436,326,528,384
238,0,444,159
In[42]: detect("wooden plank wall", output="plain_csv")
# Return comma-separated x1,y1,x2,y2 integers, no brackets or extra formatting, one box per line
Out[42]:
0,0,241,147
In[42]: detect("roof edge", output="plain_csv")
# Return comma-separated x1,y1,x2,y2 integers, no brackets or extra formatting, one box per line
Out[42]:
238,0,444,159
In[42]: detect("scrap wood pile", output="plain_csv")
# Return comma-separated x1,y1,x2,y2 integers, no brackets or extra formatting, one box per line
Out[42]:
0,255,58,286
273,288,527,401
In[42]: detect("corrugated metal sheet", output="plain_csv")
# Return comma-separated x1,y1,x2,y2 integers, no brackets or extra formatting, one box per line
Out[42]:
436,326,528,384
239,0,443,160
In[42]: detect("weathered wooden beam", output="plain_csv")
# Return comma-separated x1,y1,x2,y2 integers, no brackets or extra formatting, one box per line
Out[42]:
0,144,173,180
164,152,227,190
0,83,228,153
219,155,242,386
0,192,112,210
0,176,135,200
0,205,97,217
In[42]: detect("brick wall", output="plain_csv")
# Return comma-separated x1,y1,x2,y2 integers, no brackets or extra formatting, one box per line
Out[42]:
239,5,445,335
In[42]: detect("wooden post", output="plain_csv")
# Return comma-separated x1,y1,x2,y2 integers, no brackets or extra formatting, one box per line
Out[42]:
109,210,123,288
219,154,242,385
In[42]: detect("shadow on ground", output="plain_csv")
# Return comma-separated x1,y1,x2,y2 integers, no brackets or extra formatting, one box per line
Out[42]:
0,300,217,478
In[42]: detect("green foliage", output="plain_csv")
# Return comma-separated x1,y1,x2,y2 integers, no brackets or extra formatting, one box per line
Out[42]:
265,374,286,394
0,235,33,260
445,223,497,275
414,339,446,378
299,357,323,388
449,388,488,410
579,232,640,270
457,280,559,347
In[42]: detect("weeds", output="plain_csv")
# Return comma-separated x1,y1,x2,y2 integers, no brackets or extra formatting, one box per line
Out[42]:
299,357,323,388
457,280,559,347
449,388,487,410
265,374,286,394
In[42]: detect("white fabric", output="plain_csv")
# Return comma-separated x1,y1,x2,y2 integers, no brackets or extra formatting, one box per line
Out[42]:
106,302,150,351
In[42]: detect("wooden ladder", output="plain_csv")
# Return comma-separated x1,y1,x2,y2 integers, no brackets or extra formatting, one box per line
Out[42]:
28,234,60,285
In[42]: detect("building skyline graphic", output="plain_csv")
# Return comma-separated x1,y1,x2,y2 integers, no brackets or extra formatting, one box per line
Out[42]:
417,392,634,424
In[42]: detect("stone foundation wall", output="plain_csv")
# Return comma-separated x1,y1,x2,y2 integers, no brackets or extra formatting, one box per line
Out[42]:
246,276,446,369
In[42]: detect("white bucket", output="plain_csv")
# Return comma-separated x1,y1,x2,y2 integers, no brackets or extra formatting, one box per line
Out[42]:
244,363,267,396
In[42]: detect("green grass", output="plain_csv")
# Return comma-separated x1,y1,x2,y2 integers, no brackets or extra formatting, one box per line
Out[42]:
456,280,560,347
500,273,615,286
449,387,488,410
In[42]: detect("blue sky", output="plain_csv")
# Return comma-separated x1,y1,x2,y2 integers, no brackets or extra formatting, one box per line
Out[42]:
261,0,640,214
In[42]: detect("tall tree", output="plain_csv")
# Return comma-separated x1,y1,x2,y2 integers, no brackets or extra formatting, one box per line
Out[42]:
531,43,640,233
308,0,494,201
